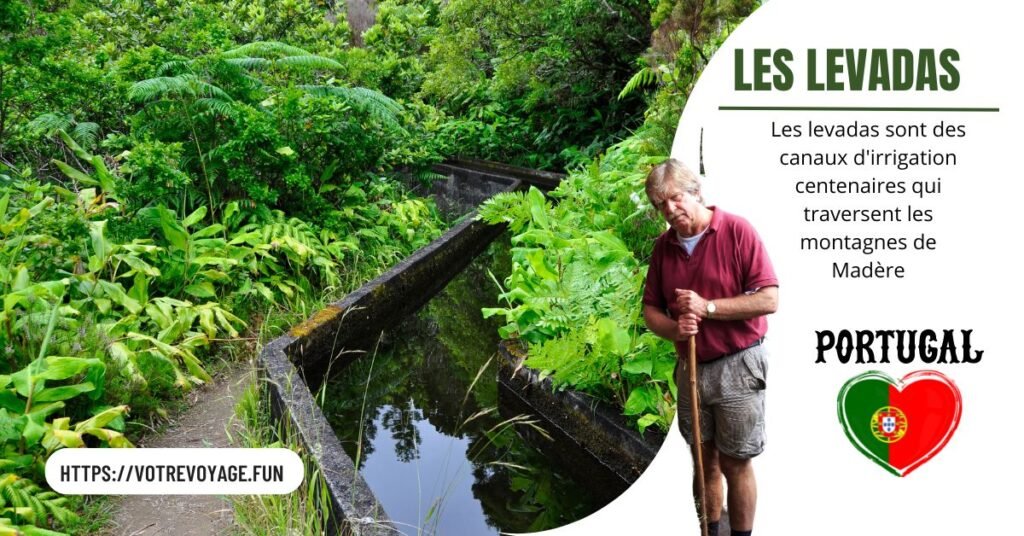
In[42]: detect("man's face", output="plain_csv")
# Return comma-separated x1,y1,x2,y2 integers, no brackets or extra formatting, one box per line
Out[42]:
650,185,702,237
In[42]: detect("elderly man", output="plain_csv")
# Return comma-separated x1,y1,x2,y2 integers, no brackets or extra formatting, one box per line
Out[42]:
641,158,778,536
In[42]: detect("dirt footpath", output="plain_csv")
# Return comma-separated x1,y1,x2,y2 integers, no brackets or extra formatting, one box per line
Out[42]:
104,367,251,536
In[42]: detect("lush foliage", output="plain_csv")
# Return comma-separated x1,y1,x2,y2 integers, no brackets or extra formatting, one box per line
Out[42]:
479,1,758,433
2,13,444,534
1,0,757,531
330,0,655,171
0,136,444,530
0,134,444,531
479,133,677,433
418,0,653,169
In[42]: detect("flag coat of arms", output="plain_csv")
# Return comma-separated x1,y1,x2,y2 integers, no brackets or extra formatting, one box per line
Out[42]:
838,371,961,476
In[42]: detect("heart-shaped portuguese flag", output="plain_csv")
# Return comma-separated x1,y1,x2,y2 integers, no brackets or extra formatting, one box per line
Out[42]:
837,370,961,477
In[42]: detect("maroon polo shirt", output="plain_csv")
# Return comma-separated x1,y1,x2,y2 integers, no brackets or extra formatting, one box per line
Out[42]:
642,207,778,362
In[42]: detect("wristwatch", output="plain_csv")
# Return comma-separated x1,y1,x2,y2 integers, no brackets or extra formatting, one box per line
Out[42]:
706,301,717,319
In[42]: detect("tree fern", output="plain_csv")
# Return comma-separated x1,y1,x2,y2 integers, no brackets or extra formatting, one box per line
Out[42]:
156,59,193,76
25,113,73,137
221,41,313,59
617,65,666,100
222,54,343,73
70,122,100,150
145,43,343,109
272,55,343,71
128,74,232,103
158,58,261,94
183,76,232,100
299,85,403,129
191,98,236,118
223,56,273,70
128,76,190,102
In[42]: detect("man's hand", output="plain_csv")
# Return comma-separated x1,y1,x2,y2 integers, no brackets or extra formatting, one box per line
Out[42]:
675,289,709,318
646,289,778,344
643,304,700,342
677,312,699,339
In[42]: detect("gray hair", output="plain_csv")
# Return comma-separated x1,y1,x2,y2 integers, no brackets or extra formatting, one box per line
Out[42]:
645,158,703,205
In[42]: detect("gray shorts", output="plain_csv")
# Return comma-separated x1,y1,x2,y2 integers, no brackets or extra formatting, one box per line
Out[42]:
675,344,767,459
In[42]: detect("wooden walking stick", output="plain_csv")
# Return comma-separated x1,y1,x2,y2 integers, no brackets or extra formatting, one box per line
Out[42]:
689,335,709,536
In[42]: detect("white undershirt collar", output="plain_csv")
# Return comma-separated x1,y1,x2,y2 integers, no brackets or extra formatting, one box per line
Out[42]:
676,227,708,255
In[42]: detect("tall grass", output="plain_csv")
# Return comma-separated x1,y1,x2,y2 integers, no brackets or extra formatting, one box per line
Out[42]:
230,374,334,536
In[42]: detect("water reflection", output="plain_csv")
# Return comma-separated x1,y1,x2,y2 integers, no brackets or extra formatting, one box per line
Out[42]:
322,241,598,534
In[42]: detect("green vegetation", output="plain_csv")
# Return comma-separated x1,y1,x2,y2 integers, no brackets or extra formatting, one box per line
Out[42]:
1,0,756,532
479,1,759,433
231,376,334,536
0,137,442,532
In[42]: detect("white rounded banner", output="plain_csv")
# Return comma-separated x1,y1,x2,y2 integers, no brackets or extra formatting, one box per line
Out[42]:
45,448,304,495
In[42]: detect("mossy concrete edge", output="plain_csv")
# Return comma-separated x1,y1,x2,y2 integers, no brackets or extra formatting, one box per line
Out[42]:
439,158,566,191
496,339,666,493
257,166,525,535
259,335,393,536
285,206,514,386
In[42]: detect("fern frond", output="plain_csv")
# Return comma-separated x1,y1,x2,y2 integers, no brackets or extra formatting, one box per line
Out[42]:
299,85,404,128
618,66,661,100
415,170,447,184
128,76,193,102
344,87,403,115
222,41,312,59
223,57,273,70
477,190,530,228
129,75,232,103
211,60,265,92
298,85,399,113
188,78,232,101
156,59,193,76
71,122,100,150
26,113,73,137
191,98,236,117
273,55,343,71
0,473,76,528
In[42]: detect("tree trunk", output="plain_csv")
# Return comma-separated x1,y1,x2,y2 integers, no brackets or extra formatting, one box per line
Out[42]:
345,0,378,47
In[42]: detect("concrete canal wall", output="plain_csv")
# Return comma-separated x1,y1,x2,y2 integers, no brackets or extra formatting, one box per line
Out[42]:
258,160,663,535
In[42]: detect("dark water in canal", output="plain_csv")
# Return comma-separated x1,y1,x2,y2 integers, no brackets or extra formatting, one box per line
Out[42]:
321,240,599,535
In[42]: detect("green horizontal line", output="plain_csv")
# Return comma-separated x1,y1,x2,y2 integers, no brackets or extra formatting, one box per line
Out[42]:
719,106,999,112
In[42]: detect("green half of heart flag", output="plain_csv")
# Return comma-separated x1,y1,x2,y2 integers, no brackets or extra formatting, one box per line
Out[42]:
837,370,962,477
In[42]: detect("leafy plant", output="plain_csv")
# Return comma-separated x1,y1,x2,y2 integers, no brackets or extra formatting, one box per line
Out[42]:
50,131,121,205
0,473,75,535
25,114,101,152
0,295,132,535
127,41,410,219
0,0,760,532
478,127,678,432
419,0,654,169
